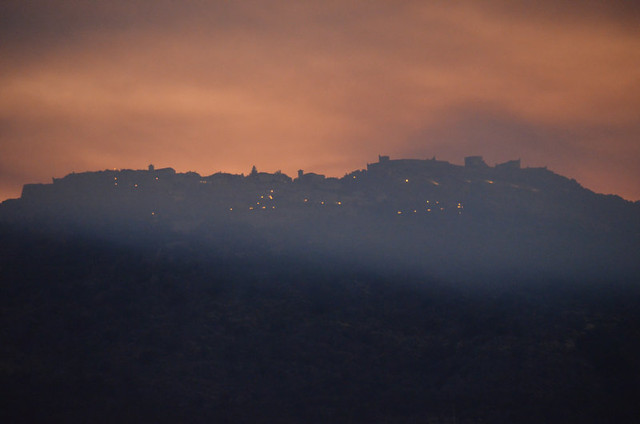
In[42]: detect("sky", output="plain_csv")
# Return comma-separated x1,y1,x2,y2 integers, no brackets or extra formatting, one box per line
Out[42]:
1,0,639,201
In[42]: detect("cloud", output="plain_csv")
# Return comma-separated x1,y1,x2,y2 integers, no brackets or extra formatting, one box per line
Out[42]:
1,0,639,200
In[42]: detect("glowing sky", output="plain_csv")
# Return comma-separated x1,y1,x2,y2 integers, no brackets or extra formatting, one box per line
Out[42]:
1,0,639,200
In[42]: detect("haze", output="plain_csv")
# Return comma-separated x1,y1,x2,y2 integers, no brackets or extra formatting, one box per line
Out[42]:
1,0,639,201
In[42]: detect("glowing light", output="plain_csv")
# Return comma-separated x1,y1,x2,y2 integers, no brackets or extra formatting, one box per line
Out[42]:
336,201,341,205
427,208,431,212
270,189,274,193
134,184,138,188
151,212,155,215
260,195,264,199
397,211,402,214
321,201,324,205
413,210,417,213
485,180,494,184
249,206,254,210
262,206,266,209
268,195,273,200
405,179,409,183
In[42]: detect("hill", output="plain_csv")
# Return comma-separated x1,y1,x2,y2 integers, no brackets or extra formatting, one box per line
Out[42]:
2,155,639,279
1,156,639,422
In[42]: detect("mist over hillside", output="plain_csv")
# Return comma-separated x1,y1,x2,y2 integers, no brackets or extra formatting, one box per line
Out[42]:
1,156,639,422
2,155,639,280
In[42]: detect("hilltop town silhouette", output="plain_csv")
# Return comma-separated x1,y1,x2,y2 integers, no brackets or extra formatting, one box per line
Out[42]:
3,155,628,219
1,155,638,279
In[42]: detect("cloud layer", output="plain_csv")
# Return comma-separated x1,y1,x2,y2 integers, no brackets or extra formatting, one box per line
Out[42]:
2,0,639,200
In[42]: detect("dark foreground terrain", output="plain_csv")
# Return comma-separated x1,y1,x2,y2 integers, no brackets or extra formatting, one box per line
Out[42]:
1,225,639,423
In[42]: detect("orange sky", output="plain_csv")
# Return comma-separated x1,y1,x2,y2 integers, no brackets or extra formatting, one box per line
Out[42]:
1,0,639,200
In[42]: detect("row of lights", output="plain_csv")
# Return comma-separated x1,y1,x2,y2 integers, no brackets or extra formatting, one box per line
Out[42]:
397,201,463,215
403,178,440,186
397,208,462,215
113,175,160,187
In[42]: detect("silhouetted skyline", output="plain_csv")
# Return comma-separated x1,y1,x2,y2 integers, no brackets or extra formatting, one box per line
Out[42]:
4,154,638,281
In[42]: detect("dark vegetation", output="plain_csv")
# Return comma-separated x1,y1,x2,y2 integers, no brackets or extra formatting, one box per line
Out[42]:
1,158,640,422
